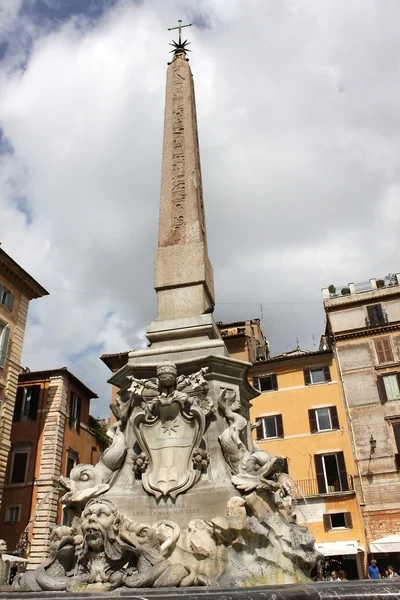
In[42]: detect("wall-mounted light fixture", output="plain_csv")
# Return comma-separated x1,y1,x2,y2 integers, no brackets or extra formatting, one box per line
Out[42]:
370,435,377,454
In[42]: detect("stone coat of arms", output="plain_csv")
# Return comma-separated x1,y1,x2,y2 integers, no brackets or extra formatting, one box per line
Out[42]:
128,362,213,499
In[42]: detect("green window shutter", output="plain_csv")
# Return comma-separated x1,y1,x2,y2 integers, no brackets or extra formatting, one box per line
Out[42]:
0,326,10,368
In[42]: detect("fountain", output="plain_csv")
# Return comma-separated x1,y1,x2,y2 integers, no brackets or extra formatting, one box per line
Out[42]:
5,19,398,600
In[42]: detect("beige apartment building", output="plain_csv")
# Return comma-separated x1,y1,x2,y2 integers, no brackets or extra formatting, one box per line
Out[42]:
0,248,48,508
323,273,400,569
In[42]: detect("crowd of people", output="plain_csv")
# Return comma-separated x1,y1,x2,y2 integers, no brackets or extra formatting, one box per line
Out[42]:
328,560,399,581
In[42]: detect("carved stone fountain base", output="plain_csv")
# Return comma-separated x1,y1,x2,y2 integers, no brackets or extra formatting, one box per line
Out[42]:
2,580,400,600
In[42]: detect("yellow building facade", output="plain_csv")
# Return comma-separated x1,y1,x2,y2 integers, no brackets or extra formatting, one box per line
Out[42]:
250,347,367,579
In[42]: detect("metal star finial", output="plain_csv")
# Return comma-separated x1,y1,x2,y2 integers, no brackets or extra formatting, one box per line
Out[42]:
168,19,192,55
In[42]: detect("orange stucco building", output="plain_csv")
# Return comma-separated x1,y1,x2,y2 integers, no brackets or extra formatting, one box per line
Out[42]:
0,247,48,510
0,368,105,567
249,347,367,578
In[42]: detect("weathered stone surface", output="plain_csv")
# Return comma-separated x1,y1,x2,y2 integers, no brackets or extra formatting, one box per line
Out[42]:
155,50,214,320
2,580,400,599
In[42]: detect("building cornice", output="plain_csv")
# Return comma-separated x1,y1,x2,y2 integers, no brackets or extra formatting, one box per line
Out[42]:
0,248,48,299
18,367,98,399
324,286,400,311
333,321,400,341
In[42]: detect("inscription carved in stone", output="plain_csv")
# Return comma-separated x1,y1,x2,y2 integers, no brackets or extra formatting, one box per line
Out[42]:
171,55,187,241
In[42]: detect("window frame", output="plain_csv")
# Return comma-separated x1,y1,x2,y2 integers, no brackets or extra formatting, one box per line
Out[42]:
366,303,387,327
69,392,81,432
314,451,349,494
304,366,331,386
0,283,14,311
374,338,394,364
377,373,400,403
0,321,10,369
256,414,284,440
253,374,278,392
309,406,339,434
323,512,352,531
5,505,21,523
9,448,30,485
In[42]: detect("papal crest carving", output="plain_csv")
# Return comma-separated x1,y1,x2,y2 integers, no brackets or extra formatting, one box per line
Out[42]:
128,362,214,499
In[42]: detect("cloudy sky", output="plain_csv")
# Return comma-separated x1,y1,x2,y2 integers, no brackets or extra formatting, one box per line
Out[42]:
1,0,399,416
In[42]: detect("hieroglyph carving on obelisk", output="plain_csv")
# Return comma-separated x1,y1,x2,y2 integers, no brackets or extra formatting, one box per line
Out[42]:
155,30,215,320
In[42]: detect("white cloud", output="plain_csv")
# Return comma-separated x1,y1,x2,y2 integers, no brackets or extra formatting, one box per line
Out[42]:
1,0,400,415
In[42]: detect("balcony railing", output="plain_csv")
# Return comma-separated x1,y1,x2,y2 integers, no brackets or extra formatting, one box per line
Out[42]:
365,310,388,328
292,475,354,498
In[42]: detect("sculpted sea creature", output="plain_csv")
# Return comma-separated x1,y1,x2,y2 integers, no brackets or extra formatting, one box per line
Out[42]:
13,527,75,592
218,389,283,493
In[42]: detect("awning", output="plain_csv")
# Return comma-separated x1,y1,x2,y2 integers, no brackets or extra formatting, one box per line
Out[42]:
2,553,27,564
315,541,362,557
369,534,400,554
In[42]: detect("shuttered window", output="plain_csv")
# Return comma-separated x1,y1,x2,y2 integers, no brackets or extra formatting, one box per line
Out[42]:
255,415,284,439
13,386,40,421
0,283,14,311
308,406,339,433
374,338,394,363
314,451,348,494
253,374,278,392
0,324,10,368
304,366,331,385
377,374,400,403
323,512,352,530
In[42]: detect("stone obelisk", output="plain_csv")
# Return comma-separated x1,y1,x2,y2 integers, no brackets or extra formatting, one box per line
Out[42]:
130,29,226,362
155,44,214,320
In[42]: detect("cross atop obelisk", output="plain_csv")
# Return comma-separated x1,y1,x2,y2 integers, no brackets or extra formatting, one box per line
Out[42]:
153,22,215,323
168,19,192,53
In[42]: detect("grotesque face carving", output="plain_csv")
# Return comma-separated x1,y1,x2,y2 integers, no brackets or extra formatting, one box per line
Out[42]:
0,540,7,554
81,499,118,552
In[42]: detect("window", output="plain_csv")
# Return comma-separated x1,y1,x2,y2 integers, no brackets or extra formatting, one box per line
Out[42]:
308,407,339,433
314,452,349,494
13,386,40,421
0,323,10,368
5,506,21,523
377,374,400,403
393,423,400,470
0,284,14,311
10,450,29,484
256,415,284,439
304,366,331,386
323,512,352,530
69,393,81,431
66,452,78,477
253,374,278,392
366,304,388,327
374,338,394,364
